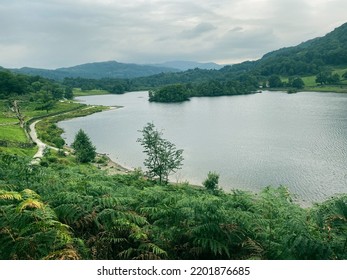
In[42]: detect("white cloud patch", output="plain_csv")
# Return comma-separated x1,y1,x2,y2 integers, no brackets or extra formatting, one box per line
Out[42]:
0,0,346,68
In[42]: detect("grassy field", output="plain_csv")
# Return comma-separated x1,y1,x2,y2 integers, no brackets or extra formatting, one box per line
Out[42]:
73,88,110,96
23,100,85,119
0,100,32,154
285,66,347,93
0,146,37,157
0,116,18,123
0,125,28,142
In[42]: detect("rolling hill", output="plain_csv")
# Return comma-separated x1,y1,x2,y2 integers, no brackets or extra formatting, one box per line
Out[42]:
11,61,179,80
151,60,223,71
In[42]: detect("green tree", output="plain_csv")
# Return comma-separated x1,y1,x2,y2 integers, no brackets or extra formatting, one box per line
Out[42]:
71,129,96,163
203,171,220,192
291,77,305,89
268,75,283,88
137,123,184,184
327,73,340,84
36,100,55,113
316,71,330,85
64,87,74,99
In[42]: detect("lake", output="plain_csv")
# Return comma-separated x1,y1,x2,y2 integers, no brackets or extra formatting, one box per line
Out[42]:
59,91,347,204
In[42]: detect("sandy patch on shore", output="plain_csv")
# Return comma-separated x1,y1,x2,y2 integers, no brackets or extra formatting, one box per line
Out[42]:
93,153,131,175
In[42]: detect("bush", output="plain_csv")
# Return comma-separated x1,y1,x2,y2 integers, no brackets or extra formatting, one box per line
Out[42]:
203,171,220,191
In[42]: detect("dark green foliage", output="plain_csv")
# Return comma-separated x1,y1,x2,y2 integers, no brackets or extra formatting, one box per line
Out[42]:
35,100,55,113
137,123,184,184
63,77,130,94
316,72,341,85
71,129,96,163
149,84,190,103
36,121,65,149
0,69,72,100
268,75,283,88
291,77,305,89
203,171,220,191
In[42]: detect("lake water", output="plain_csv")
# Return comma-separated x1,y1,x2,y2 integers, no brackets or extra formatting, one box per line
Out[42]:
59,91,347,204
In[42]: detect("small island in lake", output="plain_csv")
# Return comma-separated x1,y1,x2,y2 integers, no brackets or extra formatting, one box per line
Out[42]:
149,84,190,103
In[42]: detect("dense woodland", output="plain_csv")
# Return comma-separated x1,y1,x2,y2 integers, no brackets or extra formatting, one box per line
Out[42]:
0,69,73,101
0,23,347,260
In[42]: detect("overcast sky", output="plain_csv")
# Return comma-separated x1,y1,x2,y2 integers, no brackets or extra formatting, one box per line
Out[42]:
1,0,346,69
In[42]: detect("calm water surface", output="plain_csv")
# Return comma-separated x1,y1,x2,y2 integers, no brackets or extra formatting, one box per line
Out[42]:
59,91,347,203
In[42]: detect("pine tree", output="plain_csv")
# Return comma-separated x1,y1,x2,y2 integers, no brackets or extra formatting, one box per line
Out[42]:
71,129,96,163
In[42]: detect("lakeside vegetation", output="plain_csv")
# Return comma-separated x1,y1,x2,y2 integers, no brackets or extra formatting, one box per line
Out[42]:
0,152,346,260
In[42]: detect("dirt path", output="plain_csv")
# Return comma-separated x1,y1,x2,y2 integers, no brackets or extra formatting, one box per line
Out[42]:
29,120,58,163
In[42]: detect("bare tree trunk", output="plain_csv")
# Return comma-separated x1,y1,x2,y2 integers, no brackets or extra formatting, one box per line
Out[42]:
13,100,25,128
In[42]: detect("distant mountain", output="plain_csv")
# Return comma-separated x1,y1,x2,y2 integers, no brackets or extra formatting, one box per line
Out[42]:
152,60,223,71
8,22,347,83
11,61,179,80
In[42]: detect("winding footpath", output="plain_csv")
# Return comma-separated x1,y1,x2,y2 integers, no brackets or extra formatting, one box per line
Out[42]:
29,120,58,163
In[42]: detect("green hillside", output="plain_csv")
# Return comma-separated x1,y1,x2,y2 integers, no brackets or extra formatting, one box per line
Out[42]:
11,61,179,80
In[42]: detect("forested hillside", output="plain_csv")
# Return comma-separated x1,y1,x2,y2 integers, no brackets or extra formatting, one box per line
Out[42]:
0,69,72,100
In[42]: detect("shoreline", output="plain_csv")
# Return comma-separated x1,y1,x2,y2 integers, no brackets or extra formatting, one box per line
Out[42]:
93,152,132,175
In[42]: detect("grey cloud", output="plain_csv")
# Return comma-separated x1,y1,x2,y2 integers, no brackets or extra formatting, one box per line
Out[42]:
1,0,347,68
179,23,217,39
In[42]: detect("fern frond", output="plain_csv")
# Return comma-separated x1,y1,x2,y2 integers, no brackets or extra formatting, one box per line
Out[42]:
43,248,81,260
21,189,41,199
97,196,129,209
138,242,168,258
16,198,45,212
193,237,230,257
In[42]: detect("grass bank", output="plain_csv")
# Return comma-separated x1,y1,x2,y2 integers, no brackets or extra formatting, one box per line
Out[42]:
0,98,108,156
73,88,111,96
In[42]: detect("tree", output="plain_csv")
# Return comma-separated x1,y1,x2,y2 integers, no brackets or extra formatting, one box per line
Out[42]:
36,100,55,113
327,73,340,84
268,75,283,88
203,171,220,192
64,87,74,99
316,71,330,85
71,129,96,163
137,123,184,184
291,77,305,89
